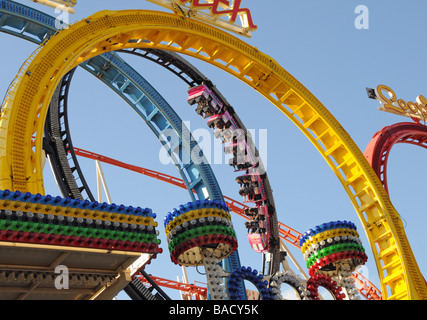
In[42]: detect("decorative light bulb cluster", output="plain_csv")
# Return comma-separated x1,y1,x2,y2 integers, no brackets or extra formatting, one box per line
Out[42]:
164,199,237,266
0,270,115,288
306,274,344,300
269,270,308,300
227,266,273,300
298,220,368,300
202,250,228,300
300,220,368,277
335,271,361,300
0,190,162,254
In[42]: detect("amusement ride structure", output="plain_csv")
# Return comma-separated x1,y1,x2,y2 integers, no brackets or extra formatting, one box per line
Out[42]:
0,0,425,300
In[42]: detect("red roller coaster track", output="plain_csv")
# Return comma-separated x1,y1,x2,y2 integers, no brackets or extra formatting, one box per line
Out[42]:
364,122,427,194
136,274,208,300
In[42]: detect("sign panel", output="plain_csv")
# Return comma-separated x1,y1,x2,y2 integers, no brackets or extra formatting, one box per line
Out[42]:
367,85,427,122
147,0,257,37
30,0,77,13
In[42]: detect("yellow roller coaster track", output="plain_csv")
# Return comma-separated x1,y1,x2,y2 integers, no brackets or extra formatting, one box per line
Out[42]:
0,10,425,300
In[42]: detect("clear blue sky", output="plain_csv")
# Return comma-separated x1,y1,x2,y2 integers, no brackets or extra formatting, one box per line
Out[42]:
1,0,426,300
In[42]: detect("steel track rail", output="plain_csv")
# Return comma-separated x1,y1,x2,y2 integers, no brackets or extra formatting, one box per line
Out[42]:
44,69,95,201
364,122,427,194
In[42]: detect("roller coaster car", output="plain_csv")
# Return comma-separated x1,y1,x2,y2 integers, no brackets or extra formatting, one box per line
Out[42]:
223,139,247,154
244,206,258,216
228,156,259,172
207,110,233,129
187,84,223,118
227,141,259,172
247,205,270,253
236,174,253,185
214,128,230,140
239,173,266,203
194,101,213,118
236,175,259,191
214,127,245,145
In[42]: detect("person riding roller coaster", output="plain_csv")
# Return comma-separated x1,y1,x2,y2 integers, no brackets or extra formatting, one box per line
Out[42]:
244,207,259,233
237,175,257,195
244,206,267,235
195,99,216,119
229,157,255,171
209,116,232,130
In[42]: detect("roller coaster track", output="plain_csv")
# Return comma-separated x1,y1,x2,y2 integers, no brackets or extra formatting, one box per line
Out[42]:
43,68,95,202
364,121,427,291
45,53,224,202
136,271,381,300
0,5,425,299
364,122,427,194
136,273,208,300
